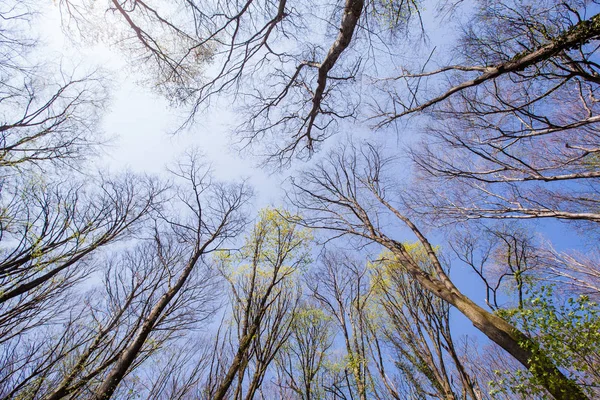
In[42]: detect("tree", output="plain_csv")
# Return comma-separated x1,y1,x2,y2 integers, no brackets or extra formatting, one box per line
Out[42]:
0,0,108,172
59,1,600,174
451,226,541,311
91,154,250,400
0,71,108,170
0,0,137,348
42,238,220,400
207,208,311,400
372,1,600,235
454,336,530,400
0,154,250,400
118,337,215,399
0,3,186,396
537,247,600,300
308,250,375,400
370,245,479,399
376,0,600,123
7,1,599,399
273,301,335,400
0,173,160,346
454,226,600,398
290,141,589,400
59,0,423,165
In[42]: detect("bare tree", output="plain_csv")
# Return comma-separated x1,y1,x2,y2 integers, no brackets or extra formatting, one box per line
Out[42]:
0,0,135,351
0,307,87,400
537,247,600,300
2,243,174,400
119,337,215,399
0,1,109,173
0,71,108,171
290,141,589,400
370,1,600,233
40,237,218,400
0,153,249,400
0,173,161,347
60,0,423,165
376,1,600,123
451,227,542,311
89,154,251,400
0,1,37,75
307,250,375,400
452,224,600,305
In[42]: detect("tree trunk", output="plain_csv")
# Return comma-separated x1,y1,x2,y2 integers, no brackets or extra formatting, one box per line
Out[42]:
93,248,204,399
391,246,589,400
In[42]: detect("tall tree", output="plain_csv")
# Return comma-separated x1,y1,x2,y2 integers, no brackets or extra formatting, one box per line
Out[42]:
6,1,599,399
273,301,335,400
290,142,589,400
206,208,311,400
308,250,374,400
91,154,250,400
374,1,600,235
0,153,249,400
0,173,161,346
0,0,108,172
370,245,480,399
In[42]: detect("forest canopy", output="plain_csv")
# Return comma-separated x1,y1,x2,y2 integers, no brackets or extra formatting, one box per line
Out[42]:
1,0,599,399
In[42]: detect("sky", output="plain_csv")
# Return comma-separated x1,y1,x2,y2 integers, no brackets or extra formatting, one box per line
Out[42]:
34,0,470,205
32,0,594,349
38,1,282,208
31,0,501,341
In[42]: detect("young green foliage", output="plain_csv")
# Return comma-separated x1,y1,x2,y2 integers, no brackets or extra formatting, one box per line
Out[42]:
493,285,600,398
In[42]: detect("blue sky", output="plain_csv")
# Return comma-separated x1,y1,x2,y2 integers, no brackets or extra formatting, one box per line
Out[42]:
34,0,597,373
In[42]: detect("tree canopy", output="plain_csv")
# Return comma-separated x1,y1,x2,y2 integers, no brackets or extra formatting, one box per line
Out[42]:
1,0,599,399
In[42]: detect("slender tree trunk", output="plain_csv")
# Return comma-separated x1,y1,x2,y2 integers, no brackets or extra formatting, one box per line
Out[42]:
93,292,174,399
212,331,256,400
44,293,136,400
93,248,205,399
445,335,479,400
